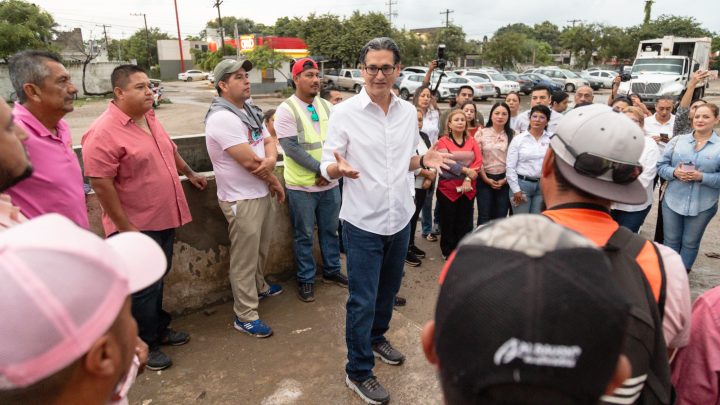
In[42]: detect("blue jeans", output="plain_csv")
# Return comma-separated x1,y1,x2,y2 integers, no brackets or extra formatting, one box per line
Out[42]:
662,200,718,270
611,205,652,233
476,173,510,226
421,182,439,235
343,221,410,381
510,178,544,214
132,228,174,350
287,187,342,284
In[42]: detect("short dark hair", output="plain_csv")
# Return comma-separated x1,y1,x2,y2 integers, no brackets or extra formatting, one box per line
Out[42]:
656,95,675,104
530,104,552,128
505,91,521,103
531,85,552,98
611,96,632,107
8,50,63,103
262,108,275,124
358,37,401,66
111,65,147,90
551,91,569,105
458,85,474,96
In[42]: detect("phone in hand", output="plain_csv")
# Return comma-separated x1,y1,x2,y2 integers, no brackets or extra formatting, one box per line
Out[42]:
682,162,695,172
659,133,670,142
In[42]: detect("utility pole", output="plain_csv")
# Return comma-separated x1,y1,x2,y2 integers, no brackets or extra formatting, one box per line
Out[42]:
173,0,185,72
234,23,240,59
643,0,654,25
213,0,225,56
567,19,583,27
385,0,398,28
131,13,151,68
96,24,111,56
440,9,454,28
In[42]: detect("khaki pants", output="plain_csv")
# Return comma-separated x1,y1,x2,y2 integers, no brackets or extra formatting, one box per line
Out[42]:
219,196,272,322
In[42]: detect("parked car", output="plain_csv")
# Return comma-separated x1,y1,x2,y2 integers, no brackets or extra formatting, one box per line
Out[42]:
323,69,365,93
178,69,208,82
578,72,602,91
397,73,457,101
520,73,563,94
461,70,520,97
582,69,618,88
524,68,589,92
207,72,215,84
446,76,495,101
403,66,429,74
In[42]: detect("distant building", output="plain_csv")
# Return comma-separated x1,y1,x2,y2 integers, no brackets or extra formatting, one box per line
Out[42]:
157,40,209,80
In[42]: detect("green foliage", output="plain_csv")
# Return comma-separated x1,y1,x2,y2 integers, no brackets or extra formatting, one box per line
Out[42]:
533,21,561,52
205,16,255,38
391,29,427,66
495,23,535,39
274,16,304,37
108,27,172,69
300,13,345,62
0,0,56,61
483,32,528,70
428,25,469,65
635,15,713,40
559,23,603,69
245,45,292,79
339,11,392,65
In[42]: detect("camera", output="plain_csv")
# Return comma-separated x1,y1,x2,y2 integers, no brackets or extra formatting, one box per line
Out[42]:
437,44,446,71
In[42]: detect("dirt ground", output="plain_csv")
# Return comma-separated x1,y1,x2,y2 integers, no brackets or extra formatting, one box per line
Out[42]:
62,79,720,404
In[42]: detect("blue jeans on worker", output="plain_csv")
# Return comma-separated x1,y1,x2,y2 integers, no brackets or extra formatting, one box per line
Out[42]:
662,200,718,270
611,206,652,233
131,228,174,350
510,178,544,214
476,173,510,226
343,221,410,381
287,187,342,284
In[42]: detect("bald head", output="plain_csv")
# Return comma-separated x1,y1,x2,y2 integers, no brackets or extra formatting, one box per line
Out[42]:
574,86,594,105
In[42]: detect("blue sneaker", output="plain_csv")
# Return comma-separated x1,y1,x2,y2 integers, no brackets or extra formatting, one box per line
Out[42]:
234,318,273,338
258,284,283,300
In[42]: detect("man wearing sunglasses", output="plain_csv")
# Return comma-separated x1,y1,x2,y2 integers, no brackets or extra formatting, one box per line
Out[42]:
540,104,690,405
275,58,348,303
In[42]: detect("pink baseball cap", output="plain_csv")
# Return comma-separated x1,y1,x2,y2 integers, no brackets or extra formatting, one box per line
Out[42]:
0,214,166,389
291,58,319,77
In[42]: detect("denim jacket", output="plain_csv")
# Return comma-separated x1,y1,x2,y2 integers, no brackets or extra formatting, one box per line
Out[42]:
657,131,720,216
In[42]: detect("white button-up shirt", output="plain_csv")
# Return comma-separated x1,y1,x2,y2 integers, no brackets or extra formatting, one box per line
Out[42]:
514,109,563,134
644,113,676,155
321,89,419,236
505,130,551,193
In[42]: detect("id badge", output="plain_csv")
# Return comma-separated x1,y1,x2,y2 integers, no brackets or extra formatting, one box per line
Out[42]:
250,129,262,143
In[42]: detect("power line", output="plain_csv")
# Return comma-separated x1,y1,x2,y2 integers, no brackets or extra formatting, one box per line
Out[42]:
567,19,584,27
440,9,454,28
385,0,398,28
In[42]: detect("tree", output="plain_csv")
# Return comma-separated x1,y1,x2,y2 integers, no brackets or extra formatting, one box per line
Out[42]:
483,32,528,70
0,0,56,61
300,13,345,62
109,28,172,69
204,16,257,38
338,11,392,65
428,25,469,67
274,16,304,38
559,23,603,69
244,45,292,80
635,15,712,40
597,25,636,62
391,29,428,66
495,23,535,39
533,21,561,52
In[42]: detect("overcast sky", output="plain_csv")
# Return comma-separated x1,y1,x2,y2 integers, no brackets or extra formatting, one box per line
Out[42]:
31,0,719,42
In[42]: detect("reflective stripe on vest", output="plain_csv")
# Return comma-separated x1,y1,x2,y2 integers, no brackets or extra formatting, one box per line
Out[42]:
280,97,331,186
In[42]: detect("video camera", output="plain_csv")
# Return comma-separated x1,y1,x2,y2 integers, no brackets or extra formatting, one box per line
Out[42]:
437,44,447,71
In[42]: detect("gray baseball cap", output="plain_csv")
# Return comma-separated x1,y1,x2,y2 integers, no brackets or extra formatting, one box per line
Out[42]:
213,58,253,85
549,104,646,205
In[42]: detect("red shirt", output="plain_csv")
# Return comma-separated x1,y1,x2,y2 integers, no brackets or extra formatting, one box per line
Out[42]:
6,103,88,228
436,135,482,201
81,102,191,236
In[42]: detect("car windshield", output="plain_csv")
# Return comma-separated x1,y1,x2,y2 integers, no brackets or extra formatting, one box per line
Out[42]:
534,73,552,81
562,70,581,78
503,73,518,80
490,74,507,81
351,70,361,77
631,59,684,75
468,76,489,83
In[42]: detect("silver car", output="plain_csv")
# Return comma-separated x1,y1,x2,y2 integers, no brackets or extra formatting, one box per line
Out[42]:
446,76,495,101
525,68,589,92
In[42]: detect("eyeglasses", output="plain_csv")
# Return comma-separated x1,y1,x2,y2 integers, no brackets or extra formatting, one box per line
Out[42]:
552,133,643,184
307,104,319,122
364,65,396,76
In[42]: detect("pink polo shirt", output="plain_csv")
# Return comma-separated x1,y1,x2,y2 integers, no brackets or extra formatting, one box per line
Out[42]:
81,102,191,236
5,103,88,228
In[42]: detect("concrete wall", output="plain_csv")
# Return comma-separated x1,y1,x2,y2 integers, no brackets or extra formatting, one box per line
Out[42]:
0,62,121,100
79,134,305,315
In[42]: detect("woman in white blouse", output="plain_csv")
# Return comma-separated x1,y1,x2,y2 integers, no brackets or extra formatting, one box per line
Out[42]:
505,105,552,214
413,85,441,241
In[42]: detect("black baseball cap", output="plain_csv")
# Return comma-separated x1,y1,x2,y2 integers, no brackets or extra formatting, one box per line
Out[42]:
435,215,630,403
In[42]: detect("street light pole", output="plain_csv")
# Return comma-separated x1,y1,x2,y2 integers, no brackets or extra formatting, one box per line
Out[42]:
173,0,185,71
213,0,225,56
131,12,151,68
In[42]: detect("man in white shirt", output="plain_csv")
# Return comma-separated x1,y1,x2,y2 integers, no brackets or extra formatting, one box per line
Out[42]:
205,59,285,339
512,85,564,134
320,37,450,405
644,96,676,154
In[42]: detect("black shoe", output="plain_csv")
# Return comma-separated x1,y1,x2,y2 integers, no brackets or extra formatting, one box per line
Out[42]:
146,349,172,370
160,328,190,346
372,340,405,365
394,296,406,307
298,282,315,302
408,245,426,258
345,375,389,405
322,272,349,288
405,251,421,267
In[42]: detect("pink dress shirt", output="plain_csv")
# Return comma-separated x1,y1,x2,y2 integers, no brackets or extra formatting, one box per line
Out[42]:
81,102,191,236
5,103,88,228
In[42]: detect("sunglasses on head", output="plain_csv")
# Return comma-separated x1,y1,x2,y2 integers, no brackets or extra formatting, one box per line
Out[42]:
307,104,319,122
552,134,643,184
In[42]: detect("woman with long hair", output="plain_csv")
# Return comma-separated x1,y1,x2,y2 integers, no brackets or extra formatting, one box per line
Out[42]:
475,102,514,225
505,91,523,134
435,109,482,258
657,103,720,271
460,100,481,137
506,104,552,214
413,85,441,241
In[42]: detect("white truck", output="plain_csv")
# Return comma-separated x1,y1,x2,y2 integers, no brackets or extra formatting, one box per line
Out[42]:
322,69,365,93
619,36,712,106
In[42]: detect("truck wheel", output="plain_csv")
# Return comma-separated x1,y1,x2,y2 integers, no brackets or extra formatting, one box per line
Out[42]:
326,81,335,90
354,84,362,94
494,87,501,98
400,88,410,100
480,96,488,101
564,83,575,92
